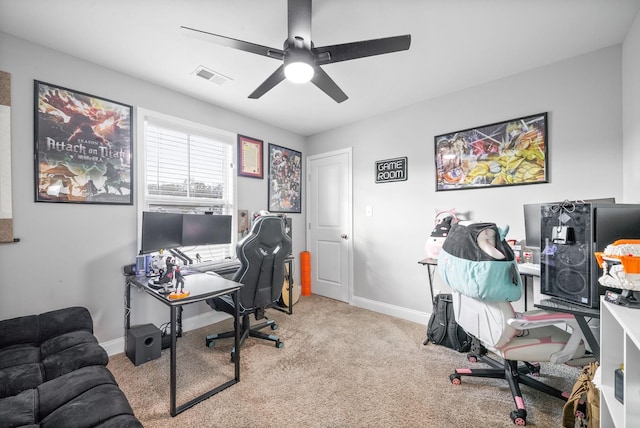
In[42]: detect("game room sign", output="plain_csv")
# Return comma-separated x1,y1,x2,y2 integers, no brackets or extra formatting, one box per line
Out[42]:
375,157,407,183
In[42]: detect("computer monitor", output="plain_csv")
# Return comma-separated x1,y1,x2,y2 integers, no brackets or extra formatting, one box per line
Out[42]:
140,211,183,254
181,214,232,247
523,203,542,249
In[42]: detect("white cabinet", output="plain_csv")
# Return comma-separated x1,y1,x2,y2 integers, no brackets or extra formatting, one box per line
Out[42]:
600,298,640,427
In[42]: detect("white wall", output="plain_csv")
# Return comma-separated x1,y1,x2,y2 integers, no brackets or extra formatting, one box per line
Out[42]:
623,11,640,202
0,33,306,349
307,46,624,319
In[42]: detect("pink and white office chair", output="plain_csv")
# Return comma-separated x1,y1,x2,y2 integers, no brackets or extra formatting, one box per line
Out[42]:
438,222,592,426
449,292,591,425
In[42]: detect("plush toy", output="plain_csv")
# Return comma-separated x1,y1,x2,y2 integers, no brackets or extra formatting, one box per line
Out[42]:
424,209,458,259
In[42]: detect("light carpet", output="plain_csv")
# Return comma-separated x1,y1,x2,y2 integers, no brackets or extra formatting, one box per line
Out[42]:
107,294,580,427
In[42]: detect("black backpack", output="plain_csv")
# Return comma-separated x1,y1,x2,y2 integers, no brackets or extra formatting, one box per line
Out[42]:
426,293,472,352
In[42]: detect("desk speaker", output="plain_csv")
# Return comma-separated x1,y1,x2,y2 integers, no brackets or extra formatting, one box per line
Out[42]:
126,324,161,366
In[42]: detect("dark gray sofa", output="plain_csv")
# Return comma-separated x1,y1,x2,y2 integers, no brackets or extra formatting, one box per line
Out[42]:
0,306,142,427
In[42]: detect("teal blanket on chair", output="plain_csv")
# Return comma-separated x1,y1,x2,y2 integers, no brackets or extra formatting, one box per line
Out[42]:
438,222,522,302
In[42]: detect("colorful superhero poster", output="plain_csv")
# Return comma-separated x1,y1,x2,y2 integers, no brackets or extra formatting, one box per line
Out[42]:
268,143,302,213
435,113,548,192
34,81,133,204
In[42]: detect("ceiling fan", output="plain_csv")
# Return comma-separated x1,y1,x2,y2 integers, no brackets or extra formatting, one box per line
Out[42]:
180,0,411,103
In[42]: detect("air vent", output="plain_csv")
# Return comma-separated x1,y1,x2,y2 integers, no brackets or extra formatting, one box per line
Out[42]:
192,66,232,85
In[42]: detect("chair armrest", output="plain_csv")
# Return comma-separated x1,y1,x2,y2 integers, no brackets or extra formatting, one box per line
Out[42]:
507,310,584,364
507,309,577,330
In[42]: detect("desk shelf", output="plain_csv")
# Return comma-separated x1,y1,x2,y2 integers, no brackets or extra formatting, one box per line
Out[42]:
600,298,640,427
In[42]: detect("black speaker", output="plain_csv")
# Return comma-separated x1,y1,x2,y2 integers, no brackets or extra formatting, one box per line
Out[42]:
126,324,161,366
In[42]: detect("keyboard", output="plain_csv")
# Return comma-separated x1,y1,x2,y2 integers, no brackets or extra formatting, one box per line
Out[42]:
518,263,541,275
191,258,241,274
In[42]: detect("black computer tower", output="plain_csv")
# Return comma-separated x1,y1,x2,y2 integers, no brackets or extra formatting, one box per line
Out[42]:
540,202,640,308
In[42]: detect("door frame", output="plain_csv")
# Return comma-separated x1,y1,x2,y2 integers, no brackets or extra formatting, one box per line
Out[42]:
306,147,354,303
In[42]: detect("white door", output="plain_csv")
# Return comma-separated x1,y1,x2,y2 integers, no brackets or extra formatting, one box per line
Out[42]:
306,148,352,302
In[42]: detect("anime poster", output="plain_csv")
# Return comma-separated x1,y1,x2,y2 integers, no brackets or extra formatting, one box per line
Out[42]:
34,81,133,204
268,144,302,213
435,113,548,191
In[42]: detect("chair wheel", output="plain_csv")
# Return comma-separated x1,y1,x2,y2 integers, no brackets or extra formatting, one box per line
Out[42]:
510,409,527,426
449,374,461,385
206,339,215,348
276,340,284,349
271,323,278,330
467,354,478,363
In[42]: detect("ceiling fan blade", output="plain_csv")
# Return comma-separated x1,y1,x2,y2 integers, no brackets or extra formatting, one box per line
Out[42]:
288,0,312,49
313,35,411,65
180,26,285,60
311,67,348,103
248,65,287,99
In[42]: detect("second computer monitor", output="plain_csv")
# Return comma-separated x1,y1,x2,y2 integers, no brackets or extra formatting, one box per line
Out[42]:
182,214,232,247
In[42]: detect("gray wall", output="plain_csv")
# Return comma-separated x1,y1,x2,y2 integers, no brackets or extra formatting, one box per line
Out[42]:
307,45,625,320
0,33,305,351
623,11,640,203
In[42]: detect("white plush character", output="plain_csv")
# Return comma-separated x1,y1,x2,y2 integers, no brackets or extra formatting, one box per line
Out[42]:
424,209,457,259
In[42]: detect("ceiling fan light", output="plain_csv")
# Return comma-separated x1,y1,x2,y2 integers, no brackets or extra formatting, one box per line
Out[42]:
284,61,314,84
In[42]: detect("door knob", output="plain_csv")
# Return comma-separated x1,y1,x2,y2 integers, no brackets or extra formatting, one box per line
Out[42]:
341,234,348,240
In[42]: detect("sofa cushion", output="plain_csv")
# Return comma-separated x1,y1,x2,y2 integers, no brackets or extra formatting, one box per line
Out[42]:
41,331,108,380
0,345,44,398
0,362,43,399
38,366,142,428
0,388,37,426
0,345,41,370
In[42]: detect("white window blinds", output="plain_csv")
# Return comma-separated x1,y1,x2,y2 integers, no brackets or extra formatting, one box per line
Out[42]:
144,121,233,212
139,111,236,262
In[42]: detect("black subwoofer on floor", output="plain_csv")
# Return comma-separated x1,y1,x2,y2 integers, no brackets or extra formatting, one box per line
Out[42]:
126,324,161,366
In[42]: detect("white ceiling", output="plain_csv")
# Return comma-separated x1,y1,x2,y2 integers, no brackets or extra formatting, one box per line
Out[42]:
1,0,639,136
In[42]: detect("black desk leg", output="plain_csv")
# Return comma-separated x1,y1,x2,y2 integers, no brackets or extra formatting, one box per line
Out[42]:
170,305,177,417
287,260,293,315
233,290,240,381
575,315,600,361
427,265,436,305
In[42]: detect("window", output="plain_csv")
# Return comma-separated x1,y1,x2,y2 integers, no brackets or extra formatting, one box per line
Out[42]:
137,109,236,262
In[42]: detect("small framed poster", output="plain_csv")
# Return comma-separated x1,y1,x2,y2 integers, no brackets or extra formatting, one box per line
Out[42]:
268,143,302,213
237,134,263,178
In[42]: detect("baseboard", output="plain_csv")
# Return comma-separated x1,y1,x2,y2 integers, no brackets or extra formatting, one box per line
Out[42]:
102,299,428,356
351,296,430,326
101,311,231,356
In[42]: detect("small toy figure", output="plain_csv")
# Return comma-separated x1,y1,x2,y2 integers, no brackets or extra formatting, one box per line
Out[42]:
168,264,190,300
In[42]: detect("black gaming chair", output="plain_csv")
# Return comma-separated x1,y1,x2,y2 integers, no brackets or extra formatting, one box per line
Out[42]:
205,215,291,359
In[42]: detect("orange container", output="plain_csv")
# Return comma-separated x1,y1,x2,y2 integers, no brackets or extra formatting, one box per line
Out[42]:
300,251,311,296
